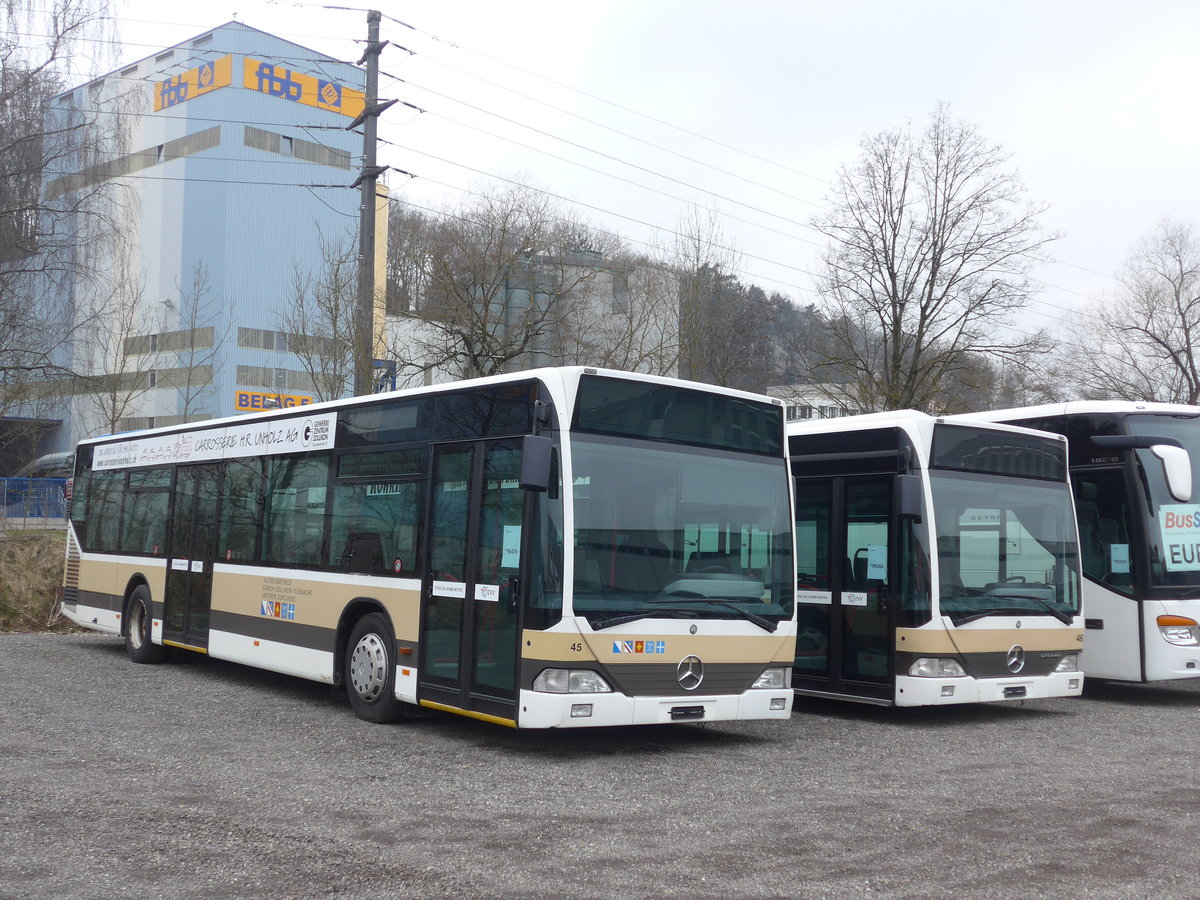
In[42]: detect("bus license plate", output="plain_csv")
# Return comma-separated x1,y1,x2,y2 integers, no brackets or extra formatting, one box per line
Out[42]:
670,705,706,721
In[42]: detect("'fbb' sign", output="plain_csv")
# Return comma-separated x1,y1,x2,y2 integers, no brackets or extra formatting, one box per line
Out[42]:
235,391,314,411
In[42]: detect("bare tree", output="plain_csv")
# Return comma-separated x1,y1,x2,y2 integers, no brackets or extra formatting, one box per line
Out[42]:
0,0,121,451
387,182,620,380
663,202,780,390
280,233,358,402
71,239,163,436
555,255,682,376
169,262,230,418
807,104,1057,413
1069,219,1200,403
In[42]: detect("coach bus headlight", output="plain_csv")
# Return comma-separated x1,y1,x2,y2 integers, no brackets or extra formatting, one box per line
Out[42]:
532,668,613,693
1053,653,1080,673
909,657,966,678
751,667,791,689
1158,615,1200,646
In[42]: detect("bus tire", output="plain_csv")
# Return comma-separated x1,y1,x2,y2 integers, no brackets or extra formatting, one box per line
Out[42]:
124,586,167,664
345,612,406,723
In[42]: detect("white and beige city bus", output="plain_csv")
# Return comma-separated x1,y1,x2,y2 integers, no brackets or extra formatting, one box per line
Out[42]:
956,402,1200,683
788,410,1084,706
61,367,797,728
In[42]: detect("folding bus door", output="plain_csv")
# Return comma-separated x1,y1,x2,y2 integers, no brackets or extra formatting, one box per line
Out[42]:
793,475,894,702
419,439,525,722
163,463,221,651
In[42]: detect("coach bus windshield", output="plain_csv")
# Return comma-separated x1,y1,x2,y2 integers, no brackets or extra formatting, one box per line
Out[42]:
569,434,795,631
930,472,1080,626
1126,413,1200,588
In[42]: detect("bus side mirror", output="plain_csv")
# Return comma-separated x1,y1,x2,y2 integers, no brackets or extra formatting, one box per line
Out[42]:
520,434,553,492
897,474,923,522
1152,444,1192,502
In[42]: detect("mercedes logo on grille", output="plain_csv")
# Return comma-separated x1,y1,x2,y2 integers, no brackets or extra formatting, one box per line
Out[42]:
677,655,704,691
1006,644,1026,674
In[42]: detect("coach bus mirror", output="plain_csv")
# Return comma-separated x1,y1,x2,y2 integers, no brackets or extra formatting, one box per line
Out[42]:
520,434,553,492
896,474,923,522
1151,444,1192,502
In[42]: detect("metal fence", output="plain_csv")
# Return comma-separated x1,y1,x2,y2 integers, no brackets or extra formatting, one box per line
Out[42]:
1,478,68,524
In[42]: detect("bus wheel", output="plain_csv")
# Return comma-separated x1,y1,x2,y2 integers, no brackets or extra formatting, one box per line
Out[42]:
124,586,167,664
345,613,406,723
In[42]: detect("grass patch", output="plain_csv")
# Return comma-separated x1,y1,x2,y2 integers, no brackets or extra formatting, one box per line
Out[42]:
0,529,76,633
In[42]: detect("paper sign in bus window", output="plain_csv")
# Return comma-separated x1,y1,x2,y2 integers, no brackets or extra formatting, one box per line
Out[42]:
1110,543,1131,575
866,545,887,579
502,525,521,568
1158,504,1200,571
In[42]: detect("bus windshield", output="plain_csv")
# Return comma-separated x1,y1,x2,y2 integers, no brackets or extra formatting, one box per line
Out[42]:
569,434,794,630
930,470,1080,624
1127,413,1200,588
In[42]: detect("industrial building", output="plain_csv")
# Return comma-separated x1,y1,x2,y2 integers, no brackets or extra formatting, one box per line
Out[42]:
30,20,383,456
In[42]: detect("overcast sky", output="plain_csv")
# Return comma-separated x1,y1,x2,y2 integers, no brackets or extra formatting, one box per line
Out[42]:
103,0,1200,334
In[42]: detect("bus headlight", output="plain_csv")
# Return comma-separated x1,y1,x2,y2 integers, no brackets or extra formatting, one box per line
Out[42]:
1053,653,1080,673
532,668,613,693
751,667,791,689
1158,615,1200,646
909,657,966,678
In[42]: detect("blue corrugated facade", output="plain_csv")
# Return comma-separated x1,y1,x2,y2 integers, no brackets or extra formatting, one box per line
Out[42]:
42,21,367,450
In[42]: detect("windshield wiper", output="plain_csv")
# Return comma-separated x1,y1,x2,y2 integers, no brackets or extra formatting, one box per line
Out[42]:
987,593,1075,625
949,599,1073,627
588,608,698,631
1177,586,1200,599
648,595,778,632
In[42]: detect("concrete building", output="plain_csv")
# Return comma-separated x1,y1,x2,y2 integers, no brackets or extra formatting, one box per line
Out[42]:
770,383,859,422
35,21,383,452
386,251,680,387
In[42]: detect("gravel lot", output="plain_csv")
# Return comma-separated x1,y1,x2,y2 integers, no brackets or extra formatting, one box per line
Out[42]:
3,632,1198,899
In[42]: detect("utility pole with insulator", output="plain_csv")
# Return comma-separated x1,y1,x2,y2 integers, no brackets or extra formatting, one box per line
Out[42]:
350,9,396,395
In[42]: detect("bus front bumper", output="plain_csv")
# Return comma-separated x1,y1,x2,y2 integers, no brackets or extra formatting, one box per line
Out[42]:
516,688,794,728
895,671,1084,706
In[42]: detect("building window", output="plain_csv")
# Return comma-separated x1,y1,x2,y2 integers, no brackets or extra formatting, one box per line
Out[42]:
148,371,157,388
274,369,287,391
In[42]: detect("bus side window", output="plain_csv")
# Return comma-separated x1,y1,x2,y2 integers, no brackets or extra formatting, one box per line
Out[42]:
221,458,264,562
264,456,329,567
331,480,422,575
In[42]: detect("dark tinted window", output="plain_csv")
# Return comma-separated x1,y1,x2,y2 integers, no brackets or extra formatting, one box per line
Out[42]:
330,481,422,575
263,456,329,567
338,448,424,479
338,399,426,447
932,424,1065,481
88,471,124,551
574,375,782,456
337,384,535,447
220,459,264,562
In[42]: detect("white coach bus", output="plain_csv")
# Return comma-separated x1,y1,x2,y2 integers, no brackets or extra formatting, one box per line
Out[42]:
956,402,1200,683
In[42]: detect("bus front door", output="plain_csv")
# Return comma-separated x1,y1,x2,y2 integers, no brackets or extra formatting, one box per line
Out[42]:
794,476,894,702
419,440,524,723
163,464,220,651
